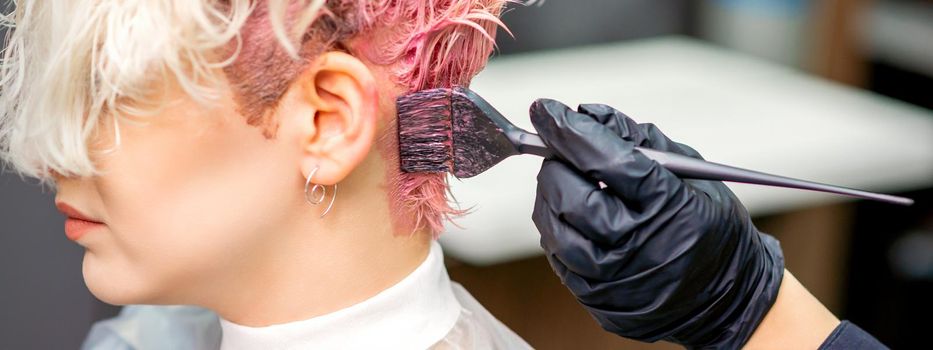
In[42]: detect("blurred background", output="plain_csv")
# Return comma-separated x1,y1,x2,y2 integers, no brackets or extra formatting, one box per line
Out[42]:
2,0,932,349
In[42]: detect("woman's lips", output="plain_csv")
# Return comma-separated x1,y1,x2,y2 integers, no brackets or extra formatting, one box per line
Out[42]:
64,218,104,241
55,202,104,241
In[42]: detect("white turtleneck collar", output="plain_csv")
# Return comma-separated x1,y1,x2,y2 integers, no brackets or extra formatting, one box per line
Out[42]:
218,241,462,350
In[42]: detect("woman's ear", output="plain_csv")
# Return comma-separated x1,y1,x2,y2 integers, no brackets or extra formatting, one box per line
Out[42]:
284,51,379,186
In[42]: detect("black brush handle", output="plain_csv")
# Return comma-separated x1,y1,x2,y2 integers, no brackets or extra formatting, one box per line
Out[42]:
518,133,914,206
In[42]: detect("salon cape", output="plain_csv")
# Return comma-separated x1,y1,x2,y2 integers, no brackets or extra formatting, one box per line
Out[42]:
81,241,532,349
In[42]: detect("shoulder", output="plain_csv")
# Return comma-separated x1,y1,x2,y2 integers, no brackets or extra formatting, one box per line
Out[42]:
82,305,221,350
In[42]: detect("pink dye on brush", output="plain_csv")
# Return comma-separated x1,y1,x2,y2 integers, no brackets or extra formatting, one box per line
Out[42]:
224,0,513,236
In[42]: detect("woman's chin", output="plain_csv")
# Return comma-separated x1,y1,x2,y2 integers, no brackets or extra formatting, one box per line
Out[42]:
81,251,157,306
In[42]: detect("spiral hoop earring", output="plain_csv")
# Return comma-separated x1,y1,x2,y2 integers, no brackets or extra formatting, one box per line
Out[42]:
304,166,338,218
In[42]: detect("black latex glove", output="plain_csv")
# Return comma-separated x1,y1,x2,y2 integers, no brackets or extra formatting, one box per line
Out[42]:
530,99,785,349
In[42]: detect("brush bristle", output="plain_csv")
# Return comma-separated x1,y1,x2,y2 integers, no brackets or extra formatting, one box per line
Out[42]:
397,88,455,173
399,86,521,178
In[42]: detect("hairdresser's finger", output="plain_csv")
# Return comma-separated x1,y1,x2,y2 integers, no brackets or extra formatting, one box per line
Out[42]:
534,187,620,280
542,253,622,317
575,104,706,160
573,104,723,203
575,103,647,144
631,122,741,212
542,253,620,308
542,252,610,313
672,141,705,160
530,99,686,206
560,265,691,338
535,159,652,248
636,123,706,160
536,159,712,283
542,247,694,338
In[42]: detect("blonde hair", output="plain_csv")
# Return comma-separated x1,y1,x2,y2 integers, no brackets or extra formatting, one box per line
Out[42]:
0,0,253,182
0,0,524,234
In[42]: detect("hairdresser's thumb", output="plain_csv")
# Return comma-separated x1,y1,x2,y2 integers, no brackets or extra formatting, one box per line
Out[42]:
574,104,703,160
529,98,618,158
574,103,645,143
530,98,575,157
529,98,624,169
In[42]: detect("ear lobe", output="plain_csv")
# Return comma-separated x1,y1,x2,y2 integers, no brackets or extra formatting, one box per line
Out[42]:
295,51,379,186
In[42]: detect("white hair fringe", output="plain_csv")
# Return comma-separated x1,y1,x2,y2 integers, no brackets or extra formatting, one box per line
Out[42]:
0,0,325,184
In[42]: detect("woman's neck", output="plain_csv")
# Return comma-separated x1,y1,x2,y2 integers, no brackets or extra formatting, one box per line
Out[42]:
200,152,433,327
209,222,431,326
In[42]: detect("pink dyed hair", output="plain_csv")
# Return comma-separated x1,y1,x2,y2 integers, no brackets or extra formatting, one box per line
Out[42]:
224,0,516,236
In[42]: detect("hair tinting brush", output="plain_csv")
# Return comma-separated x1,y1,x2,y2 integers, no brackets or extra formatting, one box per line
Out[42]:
396,86,914,206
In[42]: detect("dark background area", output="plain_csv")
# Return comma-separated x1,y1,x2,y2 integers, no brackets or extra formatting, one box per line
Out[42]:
845,188,933,348
2,0,931,348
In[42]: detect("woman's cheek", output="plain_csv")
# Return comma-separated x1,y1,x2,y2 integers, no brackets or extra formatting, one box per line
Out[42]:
79,185,201,304
81,161,290,306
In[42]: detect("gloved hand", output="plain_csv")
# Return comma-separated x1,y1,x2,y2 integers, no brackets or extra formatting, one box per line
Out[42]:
529,99,785,349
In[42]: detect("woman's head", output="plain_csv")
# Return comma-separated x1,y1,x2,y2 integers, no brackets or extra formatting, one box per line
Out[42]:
0,0,514,306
